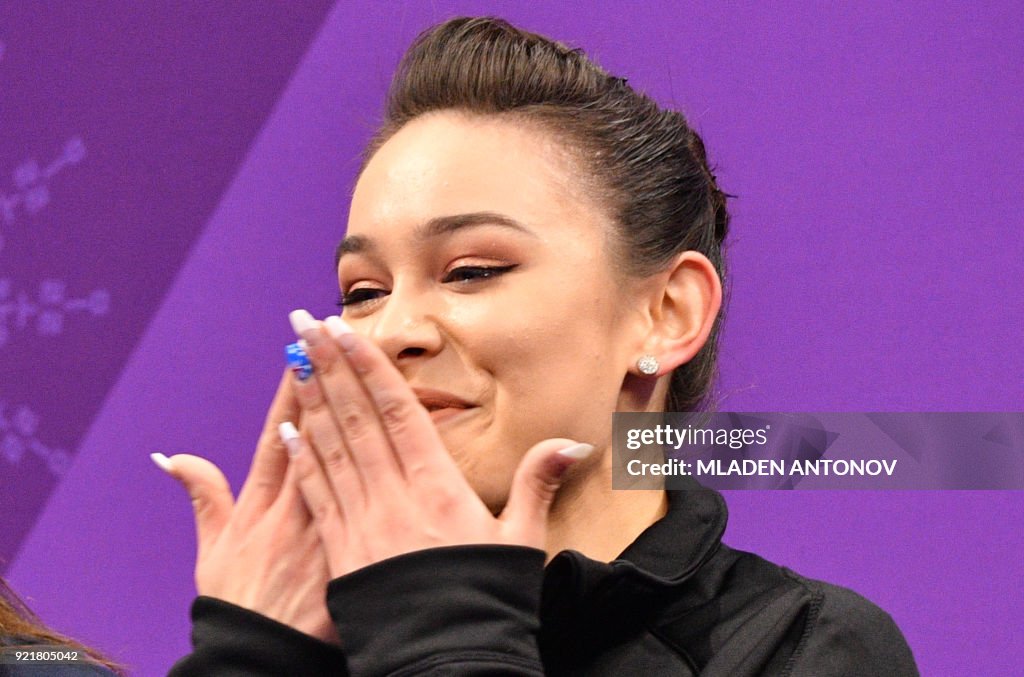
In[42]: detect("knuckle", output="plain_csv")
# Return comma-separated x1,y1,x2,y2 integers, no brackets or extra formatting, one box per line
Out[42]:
527,473,560,505
315,358,339,379
430,484,463,517
405,460,432,484
188,486,209,511
303,391,329,415
377,394,412,432
322,443,350,473
311,497,340,526
339,401,372,441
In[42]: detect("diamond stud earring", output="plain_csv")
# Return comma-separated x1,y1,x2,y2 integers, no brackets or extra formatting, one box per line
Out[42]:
637,355,660,376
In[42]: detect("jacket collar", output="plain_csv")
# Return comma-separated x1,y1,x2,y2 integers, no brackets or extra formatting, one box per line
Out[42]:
538,478,728,662
614,477,728,583
544,476,727,590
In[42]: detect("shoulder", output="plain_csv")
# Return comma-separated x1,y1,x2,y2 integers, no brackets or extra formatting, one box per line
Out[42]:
648,546,918,675
775,565,919,676
783,568,902,630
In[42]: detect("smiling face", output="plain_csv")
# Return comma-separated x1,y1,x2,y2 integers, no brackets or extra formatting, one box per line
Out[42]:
339,111,640,510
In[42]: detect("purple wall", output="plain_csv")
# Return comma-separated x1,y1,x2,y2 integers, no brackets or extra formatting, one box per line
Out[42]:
2,2,1020,674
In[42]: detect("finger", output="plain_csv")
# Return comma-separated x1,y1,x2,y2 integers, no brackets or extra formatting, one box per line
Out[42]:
286,354,370,521
284,321,370,513
323,315,449,480
154,453,235,560
290,310,403,493
235,369,300,522
279,422,349,575
499,440,595,546
268,444,310,526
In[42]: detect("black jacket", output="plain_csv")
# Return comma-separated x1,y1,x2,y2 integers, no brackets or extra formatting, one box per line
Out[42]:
170,482,918,675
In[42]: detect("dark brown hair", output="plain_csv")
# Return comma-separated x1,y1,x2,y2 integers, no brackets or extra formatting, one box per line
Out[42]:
1,577,124,673
362,17,730,412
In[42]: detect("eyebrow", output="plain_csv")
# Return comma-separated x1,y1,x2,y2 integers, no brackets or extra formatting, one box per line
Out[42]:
335,211,536,266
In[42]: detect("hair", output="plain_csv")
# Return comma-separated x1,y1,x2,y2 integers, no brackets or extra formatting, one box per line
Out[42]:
361,17,730,412
0,577,124,674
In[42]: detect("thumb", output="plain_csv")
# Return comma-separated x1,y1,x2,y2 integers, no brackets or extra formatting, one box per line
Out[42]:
152,453,234,558
499,439,595,545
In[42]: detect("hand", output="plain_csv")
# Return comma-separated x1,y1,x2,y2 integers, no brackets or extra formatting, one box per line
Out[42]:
283,312,594,578
154,370,337,643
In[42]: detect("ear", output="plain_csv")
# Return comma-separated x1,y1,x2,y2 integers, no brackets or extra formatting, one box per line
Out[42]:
636,251,722,376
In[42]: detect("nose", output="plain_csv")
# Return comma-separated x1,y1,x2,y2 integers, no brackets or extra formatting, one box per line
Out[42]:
362,282,443,365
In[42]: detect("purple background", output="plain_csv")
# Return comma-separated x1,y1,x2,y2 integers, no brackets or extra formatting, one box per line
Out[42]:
1,2,1020,674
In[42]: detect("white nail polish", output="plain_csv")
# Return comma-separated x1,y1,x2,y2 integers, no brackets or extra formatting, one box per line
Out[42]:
150,452,174,474
324,315,354,339
288,309,319,337
278,421,299,442
278,421,301,457
557,443,595,460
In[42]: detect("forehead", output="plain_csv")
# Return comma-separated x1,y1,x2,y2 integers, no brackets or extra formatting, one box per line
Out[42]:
347,111,601,239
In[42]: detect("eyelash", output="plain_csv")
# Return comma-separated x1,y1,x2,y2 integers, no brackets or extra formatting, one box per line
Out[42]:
336,264,519,308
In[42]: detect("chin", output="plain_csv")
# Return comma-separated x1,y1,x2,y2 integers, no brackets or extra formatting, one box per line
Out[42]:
466,475,512,516
442,429,518,513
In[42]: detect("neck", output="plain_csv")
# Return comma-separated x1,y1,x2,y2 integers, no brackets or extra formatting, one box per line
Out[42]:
544,445,668,563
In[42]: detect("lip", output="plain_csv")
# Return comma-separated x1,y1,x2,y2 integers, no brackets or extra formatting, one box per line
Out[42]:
427,407,475,424
412,388,477,422
412,388,475,410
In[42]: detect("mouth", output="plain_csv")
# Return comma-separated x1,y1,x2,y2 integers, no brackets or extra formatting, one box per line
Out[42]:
413,388,477,424
426,407,474,424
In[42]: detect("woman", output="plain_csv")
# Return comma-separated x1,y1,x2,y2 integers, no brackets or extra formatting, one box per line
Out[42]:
1,577,122,675
160,17,917,675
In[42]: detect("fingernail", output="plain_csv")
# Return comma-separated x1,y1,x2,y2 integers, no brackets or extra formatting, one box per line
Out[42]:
150,452,174,474
324,315,358,351
289,309,321,345
324,315,354,339
289,308,318,334
557,443,595,460
278,421,302,457
285,342,313,382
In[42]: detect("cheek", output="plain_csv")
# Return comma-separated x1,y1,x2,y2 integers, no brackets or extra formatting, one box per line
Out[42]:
478,282,625,433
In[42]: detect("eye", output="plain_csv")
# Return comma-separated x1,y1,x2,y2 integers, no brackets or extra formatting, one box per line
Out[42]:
441,264,518,284
337,264,519,308
337,287,387,308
